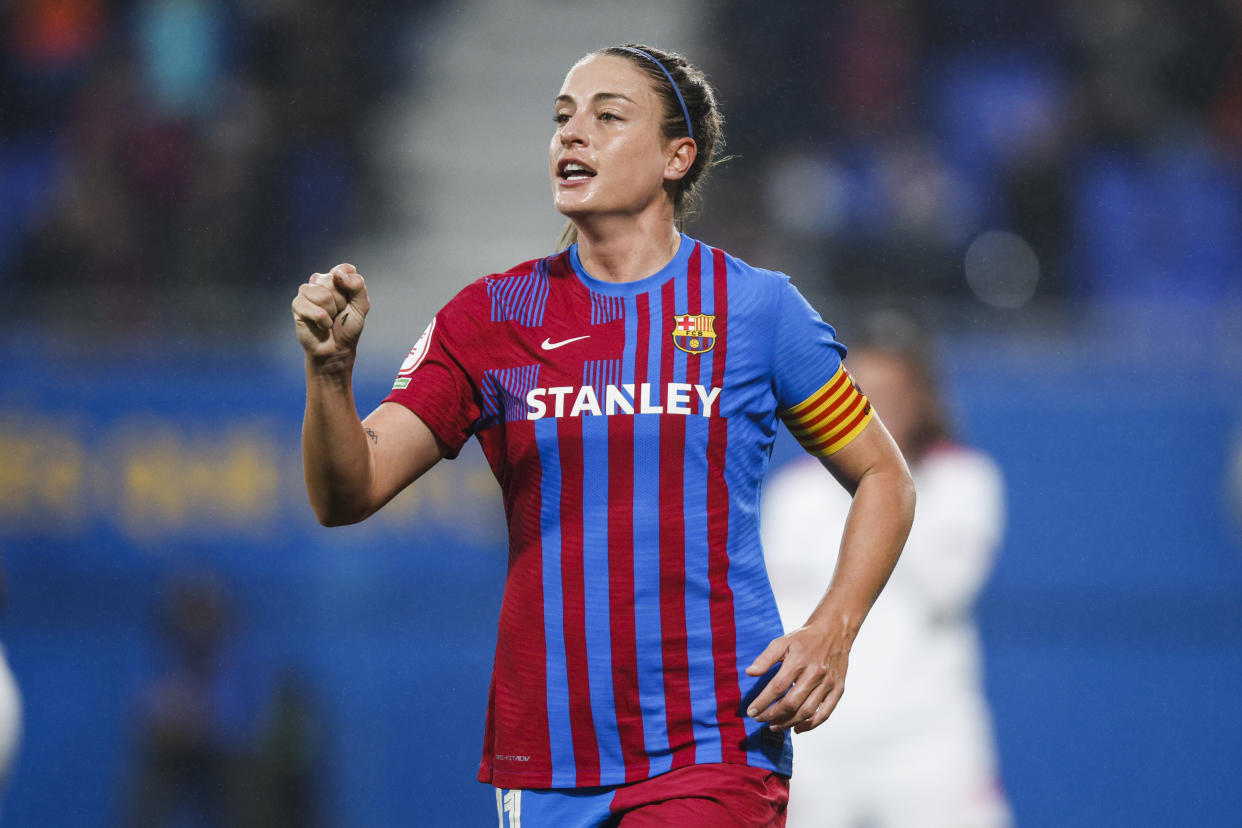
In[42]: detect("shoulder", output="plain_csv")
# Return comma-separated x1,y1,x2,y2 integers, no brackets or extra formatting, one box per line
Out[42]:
486,251,569,284
440,251,571,320
700,240,791,289
692,240,800,320
472,251,565,296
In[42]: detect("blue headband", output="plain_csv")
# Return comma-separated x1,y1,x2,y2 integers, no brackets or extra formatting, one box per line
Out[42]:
619,47,694,140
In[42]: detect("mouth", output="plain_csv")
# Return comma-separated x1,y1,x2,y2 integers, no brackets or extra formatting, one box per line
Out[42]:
557,159,597,182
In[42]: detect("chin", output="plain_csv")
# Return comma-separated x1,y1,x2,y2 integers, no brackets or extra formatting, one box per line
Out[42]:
553,195,594,221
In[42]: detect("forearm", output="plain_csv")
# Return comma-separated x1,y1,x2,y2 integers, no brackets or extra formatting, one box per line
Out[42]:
805,465,916,641
301,354,377,525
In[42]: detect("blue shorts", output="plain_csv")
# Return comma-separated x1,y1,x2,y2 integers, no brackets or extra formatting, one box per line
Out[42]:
495,762,789,827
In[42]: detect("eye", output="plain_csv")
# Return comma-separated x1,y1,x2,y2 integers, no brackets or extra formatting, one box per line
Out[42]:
553,112,570,125
598,111,620,122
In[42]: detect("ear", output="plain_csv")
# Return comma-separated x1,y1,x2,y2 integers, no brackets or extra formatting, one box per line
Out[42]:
663,137,698,182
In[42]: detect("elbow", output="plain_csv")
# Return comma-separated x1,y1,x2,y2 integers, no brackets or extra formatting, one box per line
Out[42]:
898,465,917,532
900,464,917,505
314,511,357,528
309,499,370,527
897,461,916,507
871,454,916,531
305,476,382,527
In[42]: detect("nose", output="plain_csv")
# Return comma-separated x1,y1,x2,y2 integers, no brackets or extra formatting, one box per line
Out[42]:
558,111,588,147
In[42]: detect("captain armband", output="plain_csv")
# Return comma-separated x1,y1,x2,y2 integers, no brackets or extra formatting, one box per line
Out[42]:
779,365,874,457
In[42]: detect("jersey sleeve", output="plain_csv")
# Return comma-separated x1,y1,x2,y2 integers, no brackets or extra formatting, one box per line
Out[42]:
382,285,484,459
772,278,873,457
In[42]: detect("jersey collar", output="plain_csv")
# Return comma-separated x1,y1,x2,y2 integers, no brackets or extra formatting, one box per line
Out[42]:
569,233,695,297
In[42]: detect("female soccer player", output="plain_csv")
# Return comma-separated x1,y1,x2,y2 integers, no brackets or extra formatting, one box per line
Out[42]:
292,44,914,827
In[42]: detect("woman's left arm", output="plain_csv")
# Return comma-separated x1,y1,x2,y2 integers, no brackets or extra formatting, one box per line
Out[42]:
746,417,915,733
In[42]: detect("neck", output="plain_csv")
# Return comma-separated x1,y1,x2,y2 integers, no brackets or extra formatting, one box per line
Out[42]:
571,204,682,284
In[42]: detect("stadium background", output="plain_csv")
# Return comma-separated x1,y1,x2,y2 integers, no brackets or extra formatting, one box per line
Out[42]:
1,1,1240,825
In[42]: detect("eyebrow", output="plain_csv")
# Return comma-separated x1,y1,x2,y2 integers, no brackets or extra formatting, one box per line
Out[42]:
555,92,636,107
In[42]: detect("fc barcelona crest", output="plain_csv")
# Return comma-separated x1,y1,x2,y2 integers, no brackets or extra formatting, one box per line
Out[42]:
672,313,716,354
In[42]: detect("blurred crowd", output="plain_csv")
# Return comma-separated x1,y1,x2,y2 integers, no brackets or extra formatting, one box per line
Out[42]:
1,0,430,346
4,0,1241,346
702,0,1242,318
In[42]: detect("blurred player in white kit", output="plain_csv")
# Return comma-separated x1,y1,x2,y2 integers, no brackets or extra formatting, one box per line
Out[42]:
762,315,1012,828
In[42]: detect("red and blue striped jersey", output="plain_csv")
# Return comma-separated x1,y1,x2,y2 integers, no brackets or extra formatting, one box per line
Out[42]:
384,235,872,789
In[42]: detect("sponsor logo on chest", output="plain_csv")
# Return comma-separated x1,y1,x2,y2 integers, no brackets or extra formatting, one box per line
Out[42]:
525,383,721,420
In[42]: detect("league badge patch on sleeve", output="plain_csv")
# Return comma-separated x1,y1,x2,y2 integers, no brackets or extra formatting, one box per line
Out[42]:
671,313,716,354
398,318,436,377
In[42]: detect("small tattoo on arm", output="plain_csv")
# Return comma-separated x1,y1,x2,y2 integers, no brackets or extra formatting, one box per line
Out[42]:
364,427,378,445
340,312,349,326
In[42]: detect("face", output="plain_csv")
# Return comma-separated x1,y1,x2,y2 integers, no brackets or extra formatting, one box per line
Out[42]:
550,54,692,223
847,349,922,454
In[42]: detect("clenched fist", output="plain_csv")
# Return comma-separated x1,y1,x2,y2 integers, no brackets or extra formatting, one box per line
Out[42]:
292,263,370,363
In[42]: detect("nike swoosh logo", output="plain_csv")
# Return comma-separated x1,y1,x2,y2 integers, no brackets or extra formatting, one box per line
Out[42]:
541,335,590,350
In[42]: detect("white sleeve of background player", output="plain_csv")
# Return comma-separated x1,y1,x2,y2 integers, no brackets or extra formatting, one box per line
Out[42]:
891,449,1006,617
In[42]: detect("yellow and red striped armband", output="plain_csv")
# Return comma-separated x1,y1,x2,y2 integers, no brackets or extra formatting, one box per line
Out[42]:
779,365,874,457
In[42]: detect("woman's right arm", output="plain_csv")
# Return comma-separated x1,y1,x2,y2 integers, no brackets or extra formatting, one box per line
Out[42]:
293,264,448,526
